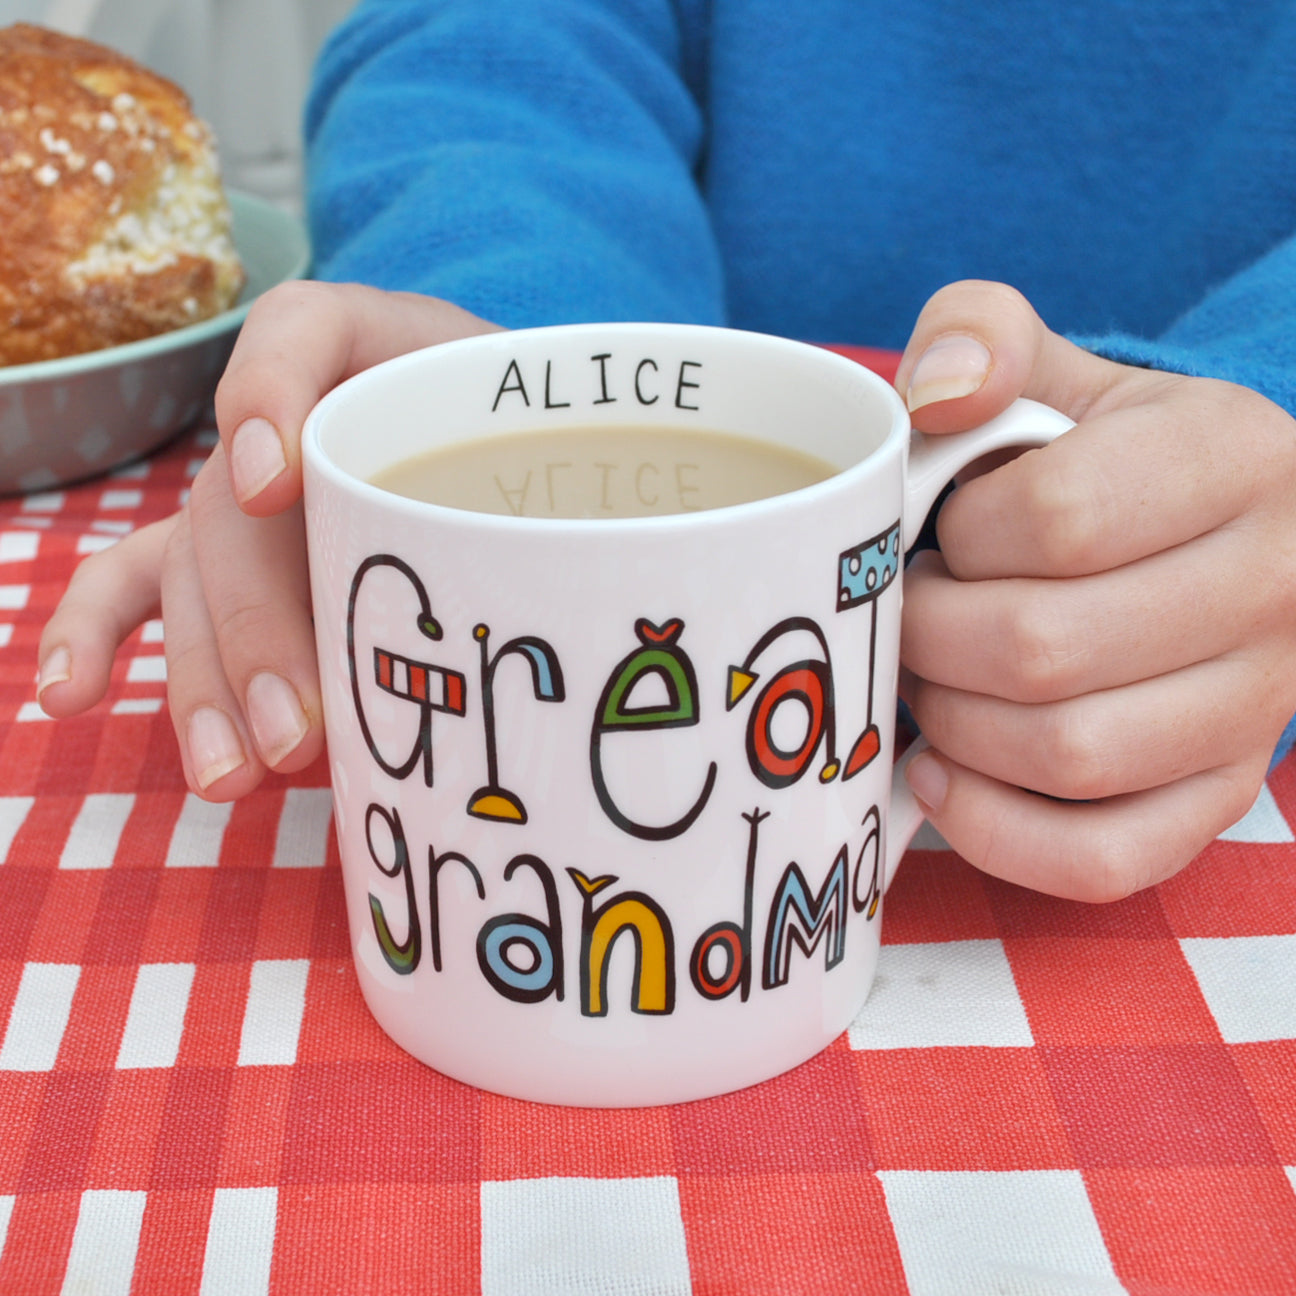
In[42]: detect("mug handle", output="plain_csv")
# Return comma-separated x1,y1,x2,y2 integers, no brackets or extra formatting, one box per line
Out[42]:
885,396,1076,890
901,397,1076,550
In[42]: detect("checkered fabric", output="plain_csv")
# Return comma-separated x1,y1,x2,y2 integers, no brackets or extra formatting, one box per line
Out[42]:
0,350,1294,1295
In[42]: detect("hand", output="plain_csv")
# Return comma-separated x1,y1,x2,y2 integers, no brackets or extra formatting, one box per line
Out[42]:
893,280,1296,901
37,282,501,799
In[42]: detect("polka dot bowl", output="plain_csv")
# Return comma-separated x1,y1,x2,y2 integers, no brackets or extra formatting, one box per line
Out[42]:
0,190,310,496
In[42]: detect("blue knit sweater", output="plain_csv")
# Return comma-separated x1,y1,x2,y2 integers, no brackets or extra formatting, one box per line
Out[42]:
305,0,1296,767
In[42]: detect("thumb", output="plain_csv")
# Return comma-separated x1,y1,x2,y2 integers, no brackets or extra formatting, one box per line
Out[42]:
893,280,1125,435
216,283,501,516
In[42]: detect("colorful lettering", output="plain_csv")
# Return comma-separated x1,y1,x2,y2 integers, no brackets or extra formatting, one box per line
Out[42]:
852,805,883,922
426,849,485,972
343,511,898,1024
365,803,420,975
569,869,676,1016
348,554,466,786
837,523,900,610
728,617,840,787
689,808,765,1001
468,624,565,824
476,854,565,1003
374,647,465,712
590,618,717,840
762,845,850,989
837,522,901,779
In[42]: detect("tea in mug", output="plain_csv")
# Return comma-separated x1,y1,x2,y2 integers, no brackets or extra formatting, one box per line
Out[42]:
368,424,837,518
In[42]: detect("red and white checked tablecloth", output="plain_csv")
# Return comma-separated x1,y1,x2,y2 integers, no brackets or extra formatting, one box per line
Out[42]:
0,349,1294,1296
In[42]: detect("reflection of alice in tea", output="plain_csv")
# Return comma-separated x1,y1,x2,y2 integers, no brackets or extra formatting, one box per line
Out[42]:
37,1,1296,904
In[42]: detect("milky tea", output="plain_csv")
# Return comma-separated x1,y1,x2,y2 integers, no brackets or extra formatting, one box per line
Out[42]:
368,424,837,518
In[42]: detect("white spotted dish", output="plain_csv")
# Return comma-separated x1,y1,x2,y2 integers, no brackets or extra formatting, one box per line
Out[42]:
0,190,310,495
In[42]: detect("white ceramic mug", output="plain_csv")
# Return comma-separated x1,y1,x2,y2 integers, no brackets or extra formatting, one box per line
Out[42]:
302,323,1072,1106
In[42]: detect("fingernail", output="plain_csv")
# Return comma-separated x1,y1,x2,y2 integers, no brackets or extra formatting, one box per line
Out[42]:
36,645,72,700
904,751,948,810
246,672,309,766
188,706,246,790
229,417,287,502
906,335,992,412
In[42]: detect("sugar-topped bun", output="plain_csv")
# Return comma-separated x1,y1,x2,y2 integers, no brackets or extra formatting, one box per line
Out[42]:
0,22,245,366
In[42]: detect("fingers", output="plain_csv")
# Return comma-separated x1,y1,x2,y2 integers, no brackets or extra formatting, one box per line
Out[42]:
171,448,324,797
901,521,1296,889
37,450,326,800
893,279,1128,433
895,282,1296,581
39,283,492,796
37,518,175,717
934,378,1289,580
901,533,1258,703
891,279,1296,898
902,750,1263,903
215,282,501,516
903,652,1285,803
160,504,267,798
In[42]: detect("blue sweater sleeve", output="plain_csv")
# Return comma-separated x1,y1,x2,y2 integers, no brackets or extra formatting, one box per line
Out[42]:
303,0,723,329
1078,232,1296,422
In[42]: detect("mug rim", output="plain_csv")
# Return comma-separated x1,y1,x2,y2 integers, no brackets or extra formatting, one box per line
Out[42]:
301,321,910,535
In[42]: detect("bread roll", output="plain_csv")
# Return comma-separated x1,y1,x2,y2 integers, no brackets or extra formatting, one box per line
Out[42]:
0,22,245,367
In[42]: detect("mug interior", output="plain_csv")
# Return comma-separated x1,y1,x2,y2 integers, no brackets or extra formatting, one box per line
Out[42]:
307,324,905,497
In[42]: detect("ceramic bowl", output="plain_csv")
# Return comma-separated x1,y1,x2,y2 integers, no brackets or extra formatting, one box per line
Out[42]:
0,189,311,495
